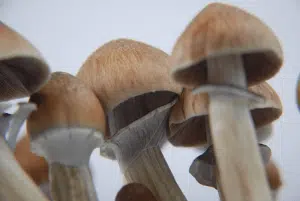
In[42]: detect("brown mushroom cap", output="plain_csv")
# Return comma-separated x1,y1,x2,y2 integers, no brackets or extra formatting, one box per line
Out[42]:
168,82,282,147
27,72,106,139
115,183,157,201
0,21,50,101
77,38,181,111
171,2,283,88
14,134,48,185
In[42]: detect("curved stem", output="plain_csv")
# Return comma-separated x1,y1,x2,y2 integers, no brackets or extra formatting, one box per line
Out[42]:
207,55,272,201
49,163,97,201
0,137,49,201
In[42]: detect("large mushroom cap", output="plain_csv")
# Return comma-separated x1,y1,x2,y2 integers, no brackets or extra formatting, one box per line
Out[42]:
14,134,48,185
115,183,157,201
0,21,50,101
77,38,181,111
171,3,283,88
27,71,106,139
168,82,282,147
77,39,181,141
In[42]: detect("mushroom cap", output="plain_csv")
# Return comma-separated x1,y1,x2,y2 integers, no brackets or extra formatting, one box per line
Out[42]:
189,144,271,189
76,38,181,111
171,3,283,88
26,72,106,139
0,21,50,101
115,183,157,201
168,82,282,147
266,161,282,190
14,134,48,185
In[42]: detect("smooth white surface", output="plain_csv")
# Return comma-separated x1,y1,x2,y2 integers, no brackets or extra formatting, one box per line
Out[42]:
1,0,299,200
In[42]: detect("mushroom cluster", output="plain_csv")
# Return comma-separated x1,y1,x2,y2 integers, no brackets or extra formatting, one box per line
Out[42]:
0,2,285,201
0,21,50,201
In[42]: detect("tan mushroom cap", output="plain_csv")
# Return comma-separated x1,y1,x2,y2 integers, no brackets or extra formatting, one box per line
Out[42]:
115,183,157,201
14,134,49,185
171,2,283,88
168,82,282,146
0,21,50,101
77,39,181,111
26,72,106,139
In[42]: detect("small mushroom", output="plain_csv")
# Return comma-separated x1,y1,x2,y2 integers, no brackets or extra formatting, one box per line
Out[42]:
168,82,282,147
14,134,51,199
170,3,283,200
0,21,50,201
189,145,281,201
27,72,105,201
265,160,282,201
115,183,157,201
77,39,186,201
189,144,271,189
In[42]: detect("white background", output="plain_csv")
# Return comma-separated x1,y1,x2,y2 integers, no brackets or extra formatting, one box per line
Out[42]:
1,0,299,200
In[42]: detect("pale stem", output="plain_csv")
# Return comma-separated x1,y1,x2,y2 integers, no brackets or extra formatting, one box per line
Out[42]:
205,118,225,200
207,55,272,201
123,147,187,201
49,163,98,201
105,99,187,201
0,137,49,201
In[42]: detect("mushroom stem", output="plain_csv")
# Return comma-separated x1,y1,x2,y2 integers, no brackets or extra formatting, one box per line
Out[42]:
102,97,187,201
205,118,225,200
123,147,186,201
49,163,97,201
0,137,49,201
206,55,272,201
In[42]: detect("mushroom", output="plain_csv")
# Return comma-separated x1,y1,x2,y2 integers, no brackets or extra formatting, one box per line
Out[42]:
189,144,282,201
170,3,283,200
265,160,282,201
0,21,50,101
26,72,105,201
168,82,282,200
76,39,186,201
0,21,50,148
0,21,50,201
168,82,282,147
115,183,157,201
14,134,51,199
